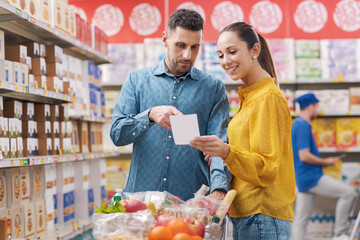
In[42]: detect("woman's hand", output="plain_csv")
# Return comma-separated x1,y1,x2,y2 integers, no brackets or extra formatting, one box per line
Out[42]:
190,135,230,160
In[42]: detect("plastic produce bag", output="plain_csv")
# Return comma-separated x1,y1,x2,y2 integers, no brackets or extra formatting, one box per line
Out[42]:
92,209,156,240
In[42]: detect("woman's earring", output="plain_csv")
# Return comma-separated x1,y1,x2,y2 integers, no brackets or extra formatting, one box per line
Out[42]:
253,56,257,59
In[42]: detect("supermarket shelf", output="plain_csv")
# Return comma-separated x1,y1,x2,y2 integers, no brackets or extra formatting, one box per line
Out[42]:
0,151,120,168
70,115,105,123
101,82,123,87
41,217,92,240
0,1,110,64
0,81,72,104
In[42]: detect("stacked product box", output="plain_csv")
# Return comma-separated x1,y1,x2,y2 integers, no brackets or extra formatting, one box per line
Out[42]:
46,45,63,93
267,39,296,83
90,159,107,208
22,102,37,157
57,163,75,223
321,39,360,82
44,164,57,229
5,44,29,88
295,40,322,82
74,161,94,218
34,103,51,156
3,100,23,158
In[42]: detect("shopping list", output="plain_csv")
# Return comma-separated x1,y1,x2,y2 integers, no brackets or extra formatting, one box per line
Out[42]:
170,114,200,145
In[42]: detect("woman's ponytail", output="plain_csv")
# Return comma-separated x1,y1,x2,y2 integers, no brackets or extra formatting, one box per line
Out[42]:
257,33,278,87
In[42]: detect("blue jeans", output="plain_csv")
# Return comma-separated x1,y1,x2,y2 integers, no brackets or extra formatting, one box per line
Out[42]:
231,214,292,240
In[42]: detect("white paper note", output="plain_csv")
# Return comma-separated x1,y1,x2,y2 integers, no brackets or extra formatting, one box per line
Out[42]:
170,114,200,145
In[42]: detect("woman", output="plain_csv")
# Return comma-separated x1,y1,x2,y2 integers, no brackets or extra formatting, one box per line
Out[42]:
190,22,295,239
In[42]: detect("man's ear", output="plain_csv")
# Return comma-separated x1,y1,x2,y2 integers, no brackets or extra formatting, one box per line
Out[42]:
162,31,168,47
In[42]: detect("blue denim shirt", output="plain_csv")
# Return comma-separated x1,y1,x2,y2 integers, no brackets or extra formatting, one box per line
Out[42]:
110,60,231,200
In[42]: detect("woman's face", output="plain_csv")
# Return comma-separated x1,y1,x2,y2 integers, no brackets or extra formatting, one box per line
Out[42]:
217,31,254,81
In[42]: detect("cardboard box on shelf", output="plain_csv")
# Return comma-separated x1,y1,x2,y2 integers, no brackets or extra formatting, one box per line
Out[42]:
0,30,4,60
23,202,35,239
12,61,21,85
23,138,37,157
11,168,21,206
35,103,51,122
19,167,29,202
46,76,58,91
26,56,32,70
46,62,62,78
69,8,76,37
336,118,358,150
0,170,7,209
75,58,82,82
85,21,92,47
60,121,65,138
53,121,59,138
18,0,26,11
4,60,13,83
40,44,46,58
29,74,35,87
63,137,71,154
50,105,59,122
22,120,37,138
350,87,360,114
5,45,27,64
32,166,43,200
46,45,63,64
54,138,60,155
52,0,64,30
38,0,51,25
26,0,38,19
0,60,4,84
63,4,70,33
20,63,29,86
3,100,21,119
0,117,3,137
31,57,46,76
45,195,54,229
17,137,23,158
38,137,53,155
2,118,8,138
10,137,17,158
23,42,40,58
0,218,11,240
23,102,35,121
76,14,84,42
35,199,46,234
11,206,24,239
34,75,47,89
0,96,3,117
44,164,55,197
2,138,10,158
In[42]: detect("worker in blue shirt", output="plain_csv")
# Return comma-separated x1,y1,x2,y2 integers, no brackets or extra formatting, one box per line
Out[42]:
291,93,357,240
110,9,230,201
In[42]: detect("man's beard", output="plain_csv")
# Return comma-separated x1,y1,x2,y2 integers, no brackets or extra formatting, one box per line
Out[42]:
170,58,192,76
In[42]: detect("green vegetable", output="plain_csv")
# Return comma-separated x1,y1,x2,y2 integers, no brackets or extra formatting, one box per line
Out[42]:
95,201,126,213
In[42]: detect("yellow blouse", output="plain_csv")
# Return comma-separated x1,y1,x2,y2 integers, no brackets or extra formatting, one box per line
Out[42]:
225,77,295,221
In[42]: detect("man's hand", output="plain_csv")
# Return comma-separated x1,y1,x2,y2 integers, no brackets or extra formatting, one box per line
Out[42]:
324,157,340,166
208,190,226,201
149,106,183,130
204,154,212,166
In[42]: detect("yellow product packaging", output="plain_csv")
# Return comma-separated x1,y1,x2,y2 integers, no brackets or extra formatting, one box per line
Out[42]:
314,118,336,149
336,118,358,151
323,160,342,180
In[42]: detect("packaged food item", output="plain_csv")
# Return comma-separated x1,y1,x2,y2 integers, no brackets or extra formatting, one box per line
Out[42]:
0,170,7,209
11,168,21,206
11,206,24,239
23,202,35,239
35,199,46,234
314,119,337,150
336,118,358,151
342,162,360,191
20,167,30,202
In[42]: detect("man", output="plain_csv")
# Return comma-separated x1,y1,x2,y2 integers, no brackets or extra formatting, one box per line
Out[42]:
291,93,357,240
110,9,230,201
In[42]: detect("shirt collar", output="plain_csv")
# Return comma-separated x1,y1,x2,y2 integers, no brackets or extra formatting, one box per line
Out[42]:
238,77,275,101
153,58,199,81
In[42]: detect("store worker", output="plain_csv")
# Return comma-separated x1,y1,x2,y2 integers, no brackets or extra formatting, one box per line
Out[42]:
190,22,295,239
291,93,357,240
110,9,230,201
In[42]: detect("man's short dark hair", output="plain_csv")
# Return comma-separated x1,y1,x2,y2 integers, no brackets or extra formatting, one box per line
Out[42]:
168,9,204,31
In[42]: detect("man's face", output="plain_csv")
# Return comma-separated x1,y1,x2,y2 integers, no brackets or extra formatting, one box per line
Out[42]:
163,26,202,77
310,103,320,119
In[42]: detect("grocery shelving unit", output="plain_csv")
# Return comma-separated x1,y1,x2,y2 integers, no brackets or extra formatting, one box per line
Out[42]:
0,0,110,64
0,1,113,239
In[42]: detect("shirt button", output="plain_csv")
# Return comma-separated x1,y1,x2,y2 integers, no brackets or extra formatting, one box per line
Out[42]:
173,96,176,100
132,132,135,136
177,80,180,84
168,135,172,139
166,156,170,160
143,126,146,129
163,178,167,182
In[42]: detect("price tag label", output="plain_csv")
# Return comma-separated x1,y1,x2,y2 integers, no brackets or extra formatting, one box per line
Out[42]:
20,159,23,166
42,158,45,164
30,17,36,23
23,86,26,92
15,8,22,16
11,160,14,166
15,84,19,91
0,81,3,88
48,26,51,32
65,35,68,40
72,222,75,232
